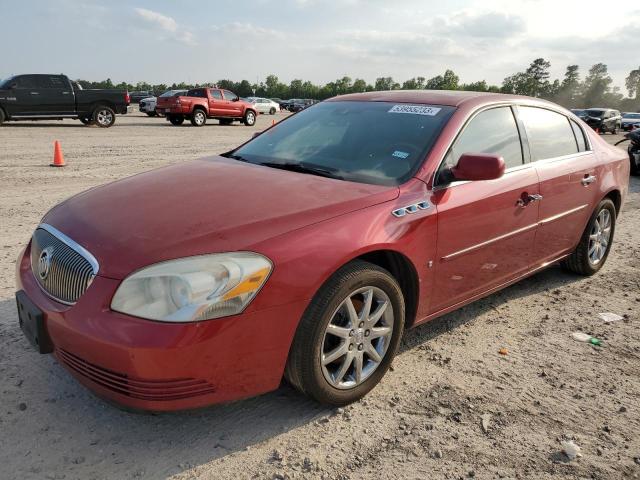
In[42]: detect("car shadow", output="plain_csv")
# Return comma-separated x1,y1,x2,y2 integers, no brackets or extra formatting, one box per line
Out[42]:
0,265,583,478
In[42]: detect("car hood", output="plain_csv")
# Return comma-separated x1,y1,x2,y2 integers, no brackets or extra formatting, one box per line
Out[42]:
42,156,399,279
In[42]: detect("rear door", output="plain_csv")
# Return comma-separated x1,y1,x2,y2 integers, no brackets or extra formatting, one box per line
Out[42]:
518,106,600,265
430,105,540,312
207,89,225,116
37,75,74,114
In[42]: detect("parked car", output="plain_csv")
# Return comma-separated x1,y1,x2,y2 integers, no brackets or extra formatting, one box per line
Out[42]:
247,97,280,114
154,89,187,116
129,91,154,104
584,108,622,134
16,91,629,411
570,108,589,120
161,87,257,126
0,74,129,127
621,112,640,131
139,96,157,116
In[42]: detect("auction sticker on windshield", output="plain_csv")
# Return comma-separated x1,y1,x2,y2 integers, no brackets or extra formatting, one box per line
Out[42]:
388,105,441,116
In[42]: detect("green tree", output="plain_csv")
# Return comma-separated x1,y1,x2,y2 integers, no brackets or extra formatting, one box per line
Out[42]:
625,67,640,100
425,70,459,90
582,63,612,106
351,78,368,93
374,77,398,91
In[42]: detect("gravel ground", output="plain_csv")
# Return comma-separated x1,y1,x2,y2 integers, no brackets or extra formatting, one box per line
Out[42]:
0,110,638,480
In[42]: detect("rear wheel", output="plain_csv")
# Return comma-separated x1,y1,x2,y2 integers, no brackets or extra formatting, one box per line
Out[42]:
285,260,405,406
243,110,256,126
169,114,184,126
269,107,276,115
190,109,207,127
92,105,115,128
0,108,5,125
562,198,616,276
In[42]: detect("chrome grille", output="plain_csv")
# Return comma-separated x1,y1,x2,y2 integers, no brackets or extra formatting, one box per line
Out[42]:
30,224,99,305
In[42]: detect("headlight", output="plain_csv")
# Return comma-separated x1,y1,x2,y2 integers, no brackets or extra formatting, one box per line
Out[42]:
111,252,272,322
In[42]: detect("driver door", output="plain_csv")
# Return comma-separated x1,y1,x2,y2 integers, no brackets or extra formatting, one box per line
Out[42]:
430,106,540,313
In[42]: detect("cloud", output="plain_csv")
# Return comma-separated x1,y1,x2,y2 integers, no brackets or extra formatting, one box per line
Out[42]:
134,7,196,46
211,22,286,39
436,11,526,38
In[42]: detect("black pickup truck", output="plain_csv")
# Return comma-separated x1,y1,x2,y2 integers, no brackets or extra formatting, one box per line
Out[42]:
0,74,130,127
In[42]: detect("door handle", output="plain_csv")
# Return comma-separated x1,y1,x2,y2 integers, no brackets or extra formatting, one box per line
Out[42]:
516,193,543,208
581,174,596,186
30,91,40,95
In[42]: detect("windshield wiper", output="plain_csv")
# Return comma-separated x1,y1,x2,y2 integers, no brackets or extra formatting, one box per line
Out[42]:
221,152,249,162
258,162,344,180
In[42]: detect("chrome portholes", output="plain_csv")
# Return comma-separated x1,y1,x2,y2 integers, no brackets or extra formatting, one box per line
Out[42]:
392,200,430,218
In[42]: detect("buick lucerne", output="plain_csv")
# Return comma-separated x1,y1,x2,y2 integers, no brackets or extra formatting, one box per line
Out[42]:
16,91,629,410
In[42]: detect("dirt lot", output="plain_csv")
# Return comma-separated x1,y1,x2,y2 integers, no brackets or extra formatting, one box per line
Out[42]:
0,110,638,480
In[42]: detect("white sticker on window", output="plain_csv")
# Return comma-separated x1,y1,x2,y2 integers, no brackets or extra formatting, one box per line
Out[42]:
388,105,441,116
392,150,410,159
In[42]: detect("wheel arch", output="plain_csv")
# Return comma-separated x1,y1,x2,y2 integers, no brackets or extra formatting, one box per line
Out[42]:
603,188,622,215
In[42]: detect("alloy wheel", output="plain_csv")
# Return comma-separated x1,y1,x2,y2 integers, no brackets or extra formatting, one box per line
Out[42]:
588,209,612,265
321,286,394,390
96,109,113,126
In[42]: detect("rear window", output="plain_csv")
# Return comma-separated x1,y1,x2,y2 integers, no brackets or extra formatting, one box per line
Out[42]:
230,101,455,186
187,89,207,98
519,107,578,160
586,109,605,117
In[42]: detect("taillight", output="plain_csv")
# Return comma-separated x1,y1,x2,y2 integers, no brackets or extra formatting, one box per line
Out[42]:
125,92,130,105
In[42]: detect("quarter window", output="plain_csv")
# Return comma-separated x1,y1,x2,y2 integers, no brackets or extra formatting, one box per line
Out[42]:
570,120,587,152
437,107,523,183
519,107,578,160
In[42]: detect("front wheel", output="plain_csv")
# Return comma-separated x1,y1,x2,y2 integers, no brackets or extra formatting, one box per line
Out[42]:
92,105,116,128
243,110,256,126
285,260,405,406
562,198,616,276
169,114,184,126
190,109,207,127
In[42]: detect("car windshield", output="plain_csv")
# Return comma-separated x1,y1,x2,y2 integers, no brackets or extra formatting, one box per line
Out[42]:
228,101,455,186
0,76,14,89
586,109,605,117
624,113,640,119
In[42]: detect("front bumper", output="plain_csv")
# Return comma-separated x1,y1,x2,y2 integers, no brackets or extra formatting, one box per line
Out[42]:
16,243,306,411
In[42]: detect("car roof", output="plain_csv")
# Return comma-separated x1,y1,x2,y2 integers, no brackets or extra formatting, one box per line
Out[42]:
326,90,552,108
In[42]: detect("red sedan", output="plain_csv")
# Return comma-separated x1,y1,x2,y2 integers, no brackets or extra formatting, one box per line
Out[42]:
16,91,629,411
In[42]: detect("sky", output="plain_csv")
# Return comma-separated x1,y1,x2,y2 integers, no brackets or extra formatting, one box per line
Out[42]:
2,0,639,92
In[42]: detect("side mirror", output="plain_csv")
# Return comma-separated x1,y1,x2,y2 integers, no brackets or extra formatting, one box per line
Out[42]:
451,153,505,181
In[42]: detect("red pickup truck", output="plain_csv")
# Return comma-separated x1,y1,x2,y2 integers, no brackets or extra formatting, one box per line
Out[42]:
158,87,257,127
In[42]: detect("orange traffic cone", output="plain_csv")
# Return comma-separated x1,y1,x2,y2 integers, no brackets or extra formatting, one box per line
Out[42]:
272,119,275,126
50,140,66,167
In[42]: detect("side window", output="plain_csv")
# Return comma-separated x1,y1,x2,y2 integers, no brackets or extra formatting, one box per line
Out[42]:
570,120,587,152
210,90,222,100
39,76,66,89
223,90,238,101
15,75,39,89
519,107,578,160
438,107,523,182
187,89,206,98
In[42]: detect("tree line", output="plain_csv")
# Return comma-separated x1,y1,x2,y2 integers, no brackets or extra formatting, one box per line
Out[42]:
77,59,640,111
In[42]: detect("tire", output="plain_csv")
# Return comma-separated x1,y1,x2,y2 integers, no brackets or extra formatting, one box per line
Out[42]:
0,108,5,125
269,107,276,115
562,198,616,276
92,105,116,128
190,109,206,127
611,125,618,135
145,112,156,117
169,115,184,126
285,260,405,406
219,118,234,125
630,149,640,176
243,110,256,126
